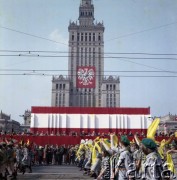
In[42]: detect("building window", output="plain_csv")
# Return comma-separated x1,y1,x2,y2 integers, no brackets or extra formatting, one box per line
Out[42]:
81,33,83,41
89,55,91,65
93,33,95,41
72,34,74,41
56,84,58,89
89,33,91,41
98,33,101,41
85,33,87,41
81,57,83,65
77,33,80,41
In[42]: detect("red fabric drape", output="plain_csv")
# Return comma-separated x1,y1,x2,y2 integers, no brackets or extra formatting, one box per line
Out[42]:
1,135,174,146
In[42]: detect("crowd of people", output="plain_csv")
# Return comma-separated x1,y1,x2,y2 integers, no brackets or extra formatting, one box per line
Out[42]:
0,140,78,179
75,133,177,180
1,129,175,138
0,133,177,179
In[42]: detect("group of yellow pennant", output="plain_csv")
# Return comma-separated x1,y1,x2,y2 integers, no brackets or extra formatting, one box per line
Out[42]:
146,118,177,174
76,118,177,174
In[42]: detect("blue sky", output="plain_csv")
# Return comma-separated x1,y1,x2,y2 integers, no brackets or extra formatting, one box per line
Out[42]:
0,0,177,123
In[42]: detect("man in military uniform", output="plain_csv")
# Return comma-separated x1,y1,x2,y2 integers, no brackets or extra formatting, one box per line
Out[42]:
97,149,111,180
21,144,32,174
115,135,133,180
0,142,7,179
109,149,120,180
15,144,23,172
6,141,16,179
167,140,177,174
141,138,163,180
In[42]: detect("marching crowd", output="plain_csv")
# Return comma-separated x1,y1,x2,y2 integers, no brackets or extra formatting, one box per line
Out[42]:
0,119,177,180
76,134,177,180
0,141,78,179
0,135,177,180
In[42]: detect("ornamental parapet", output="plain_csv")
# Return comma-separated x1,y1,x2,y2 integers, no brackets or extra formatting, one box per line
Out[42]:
52,75,70,82
102,76,120,83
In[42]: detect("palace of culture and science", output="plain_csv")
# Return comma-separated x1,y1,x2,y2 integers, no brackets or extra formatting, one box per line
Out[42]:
51,0,120,108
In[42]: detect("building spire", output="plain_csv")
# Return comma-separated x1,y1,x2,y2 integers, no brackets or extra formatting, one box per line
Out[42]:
79,0,94,26
81,0,92,6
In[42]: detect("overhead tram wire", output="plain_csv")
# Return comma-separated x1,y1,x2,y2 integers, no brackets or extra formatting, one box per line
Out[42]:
1,53,177,73
1,50,177,56
0,26,68,46
1,21,177,72
0,69,177,74
0,50,177,56
0,73,177,78
1,20,177,45
106,20,177,42
105,55,177,74
1,54,177,61
1,50,177,60
1,21,177,76
1,52,177,74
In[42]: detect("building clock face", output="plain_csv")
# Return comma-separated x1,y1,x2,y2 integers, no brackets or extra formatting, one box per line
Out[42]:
77,66,95,88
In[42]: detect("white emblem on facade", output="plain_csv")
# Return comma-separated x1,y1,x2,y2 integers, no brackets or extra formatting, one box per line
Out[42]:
77,68,94,86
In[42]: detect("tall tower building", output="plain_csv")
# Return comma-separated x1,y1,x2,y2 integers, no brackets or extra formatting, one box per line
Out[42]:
52,0,120,107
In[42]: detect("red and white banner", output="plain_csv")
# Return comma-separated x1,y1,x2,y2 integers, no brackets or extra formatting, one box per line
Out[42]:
30,107,151,134
76,66,95,88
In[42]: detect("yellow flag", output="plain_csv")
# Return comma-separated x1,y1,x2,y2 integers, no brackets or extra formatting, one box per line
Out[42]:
160,139,166,147
76,144,85,157
94,136,100,142
91,142,101,165
166,153,175,174
95,141,101,153
158,137,174,159
103,138,111,148
113,135,118,147
147,118,160,140
92,145,97,165
88,143,93,151
175,132,177,137
158,139,166,158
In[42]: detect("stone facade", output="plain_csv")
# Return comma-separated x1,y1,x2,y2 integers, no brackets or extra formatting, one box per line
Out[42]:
51,0,120,107
158,114,177,134
0,111,20,133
